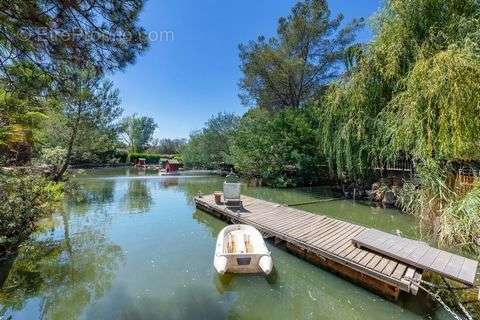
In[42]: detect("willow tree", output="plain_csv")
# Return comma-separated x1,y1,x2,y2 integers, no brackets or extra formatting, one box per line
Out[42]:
239,0,363,112
321,0,480,176
320,0,480,253
320,58,390,178
381,48,480,161
376,1,480,251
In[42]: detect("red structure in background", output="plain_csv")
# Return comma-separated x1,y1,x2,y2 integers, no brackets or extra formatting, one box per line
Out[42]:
165,159,181,172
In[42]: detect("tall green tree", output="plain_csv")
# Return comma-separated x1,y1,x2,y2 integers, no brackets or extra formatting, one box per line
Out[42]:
148,138,186,154
376,0,480,162
319,0,480,260
0,63,57,165
52,67,122,181
239,0,363,112
0,1,149,165
321,0,480,177
0,1,148,77
230,106,323,187
120,114,157,153
181,113,240,168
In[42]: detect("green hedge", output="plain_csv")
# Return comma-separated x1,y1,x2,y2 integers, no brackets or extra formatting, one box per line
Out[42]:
114,150,129,163
128,153,174,164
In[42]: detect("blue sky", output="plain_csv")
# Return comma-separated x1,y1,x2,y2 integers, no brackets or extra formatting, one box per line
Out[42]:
110,0,382,139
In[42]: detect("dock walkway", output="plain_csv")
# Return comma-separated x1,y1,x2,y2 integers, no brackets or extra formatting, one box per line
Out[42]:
352,229,478,286
195,194,427,299
195,194,478,300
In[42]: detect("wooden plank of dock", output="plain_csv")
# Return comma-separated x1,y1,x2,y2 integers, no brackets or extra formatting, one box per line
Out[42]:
194,194,423,299
352,229,479,286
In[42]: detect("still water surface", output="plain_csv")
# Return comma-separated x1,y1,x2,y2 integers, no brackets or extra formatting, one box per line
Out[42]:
0,168,450,319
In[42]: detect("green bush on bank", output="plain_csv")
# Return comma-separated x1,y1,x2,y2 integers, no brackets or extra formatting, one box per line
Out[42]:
0,170,63,256
398,160,480,252
128,152,174,164
230,106,326,187
181,113,240,169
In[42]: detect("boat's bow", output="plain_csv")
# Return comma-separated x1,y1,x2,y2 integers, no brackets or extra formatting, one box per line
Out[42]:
259,255,273,275
214,255,228,274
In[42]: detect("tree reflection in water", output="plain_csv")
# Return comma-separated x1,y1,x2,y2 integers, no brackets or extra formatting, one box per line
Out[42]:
64,178,117,218
84,283,232,320
178,176,224,206
121,179,152,214
159,177,179,188
0,187,123,319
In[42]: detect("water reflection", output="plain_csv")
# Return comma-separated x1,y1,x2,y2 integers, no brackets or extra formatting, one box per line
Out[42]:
192,209,224,239
81,179,116,204
84,283,231,320
0,227,123,319
0,168,445,320
159,177,179,188
121,179,152,214
179,177,223,206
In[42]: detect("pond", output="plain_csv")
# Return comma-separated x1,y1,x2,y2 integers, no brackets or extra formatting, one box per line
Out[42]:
0,168,450,319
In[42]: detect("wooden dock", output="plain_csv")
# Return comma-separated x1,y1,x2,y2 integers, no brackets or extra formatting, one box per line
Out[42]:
195,194,425,300
352,229,478,286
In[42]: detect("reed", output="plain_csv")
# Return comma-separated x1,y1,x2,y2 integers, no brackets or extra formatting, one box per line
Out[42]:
398,160,480,255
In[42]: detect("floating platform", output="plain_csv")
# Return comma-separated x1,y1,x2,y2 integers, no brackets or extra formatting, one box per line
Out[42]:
352,229,478,286
195,194,478,300
195,194,420,300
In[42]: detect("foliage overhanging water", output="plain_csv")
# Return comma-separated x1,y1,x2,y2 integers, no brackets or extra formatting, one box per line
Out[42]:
0,168,450,319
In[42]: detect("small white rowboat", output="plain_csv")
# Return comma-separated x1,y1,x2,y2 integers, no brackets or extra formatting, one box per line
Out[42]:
213,224,273,275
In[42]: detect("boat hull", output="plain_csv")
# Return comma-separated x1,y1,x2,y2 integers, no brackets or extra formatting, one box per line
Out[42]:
214,224,273,275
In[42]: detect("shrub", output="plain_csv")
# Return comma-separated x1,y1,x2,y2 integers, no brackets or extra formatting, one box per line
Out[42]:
115,149,129,163
0,170,63,256
128,152,173,164
230,106,325,187
398,160,480,252
181,113,240,169
38,147,67,167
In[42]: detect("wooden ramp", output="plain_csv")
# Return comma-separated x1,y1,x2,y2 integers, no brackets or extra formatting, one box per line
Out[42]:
195,194,424,299
352,229,478,286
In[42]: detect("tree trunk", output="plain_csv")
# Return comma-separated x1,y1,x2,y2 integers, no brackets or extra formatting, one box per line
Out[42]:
53,106,82,182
